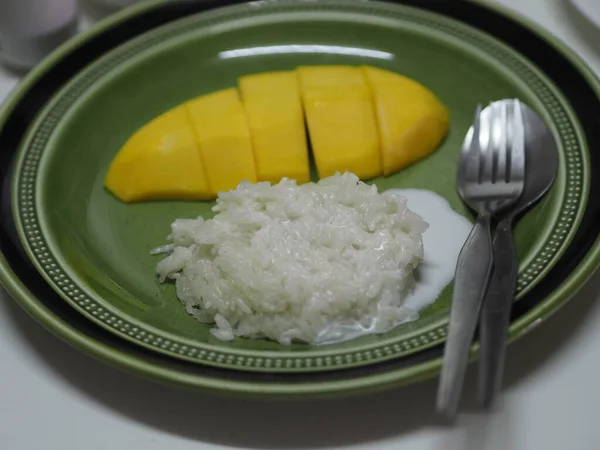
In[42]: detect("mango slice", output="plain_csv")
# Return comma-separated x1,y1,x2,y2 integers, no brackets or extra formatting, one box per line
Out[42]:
362,66,449,175
104,106,212,202
105,66,451,204
186,88,257,194
239,71,310,184
297,66,381,179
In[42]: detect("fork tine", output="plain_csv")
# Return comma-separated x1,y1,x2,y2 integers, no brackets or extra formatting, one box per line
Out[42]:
495,102,509,183
462,104,483,182
481,102,495,183
509,100,526,183
472,103,483,142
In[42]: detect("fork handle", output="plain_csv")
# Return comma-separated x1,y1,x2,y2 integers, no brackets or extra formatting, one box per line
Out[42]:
478,218,518,409
437,214,493,419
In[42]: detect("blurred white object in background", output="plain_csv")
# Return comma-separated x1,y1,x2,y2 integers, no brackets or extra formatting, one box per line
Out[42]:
0,0,78,71
571,0,600,29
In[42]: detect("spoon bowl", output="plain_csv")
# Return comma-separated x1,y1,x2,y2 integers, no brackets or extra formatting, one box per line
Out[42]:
508,101,559,218
481,100,559,219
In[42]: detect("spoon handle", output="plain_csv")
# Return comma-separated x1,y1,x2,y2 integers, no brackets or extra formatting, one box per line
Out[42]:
478,218,518,409
437,214,493,419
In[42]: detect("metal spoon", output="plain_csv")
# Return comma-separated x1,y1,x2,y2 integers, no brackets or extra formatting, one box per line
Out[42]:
478,99,559,408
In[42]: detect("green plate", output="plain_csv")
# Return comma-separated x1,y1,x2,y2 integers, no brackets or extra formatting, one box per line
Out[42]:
10,0,589,373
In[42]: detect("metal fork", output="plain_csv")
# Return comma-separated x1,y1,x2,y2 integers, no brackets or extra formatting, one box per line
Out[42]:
436,100,526,419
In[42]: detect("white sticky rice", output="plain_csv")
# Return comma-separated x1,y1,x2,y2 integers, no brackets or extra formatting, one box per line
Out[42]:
155,172,428,345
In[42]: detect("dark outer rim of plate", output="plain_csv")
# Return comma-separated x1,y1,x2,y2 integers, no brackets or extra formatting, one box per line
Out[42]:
0,0,599,397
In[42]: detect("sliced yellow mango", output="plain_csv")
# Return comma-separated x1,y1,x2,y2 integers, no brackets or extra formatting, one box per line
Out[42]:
362,65,449,175
239,71,309,184
297,66,381,179
104,106,212,202
186,88,257,194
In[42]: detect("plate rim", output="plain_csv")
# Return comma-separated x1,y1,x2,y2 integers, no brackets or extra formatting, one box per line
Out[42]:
0,0,599,396
7,0,593,372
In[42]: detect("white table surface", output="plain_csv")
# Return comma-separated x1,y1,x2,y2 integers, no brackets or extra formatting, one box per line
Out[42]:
2,1,600,449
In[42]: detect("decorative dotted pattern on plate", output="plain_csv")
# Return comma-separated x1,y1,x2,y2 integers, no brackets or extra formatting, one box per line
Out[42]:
15,0,586,372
